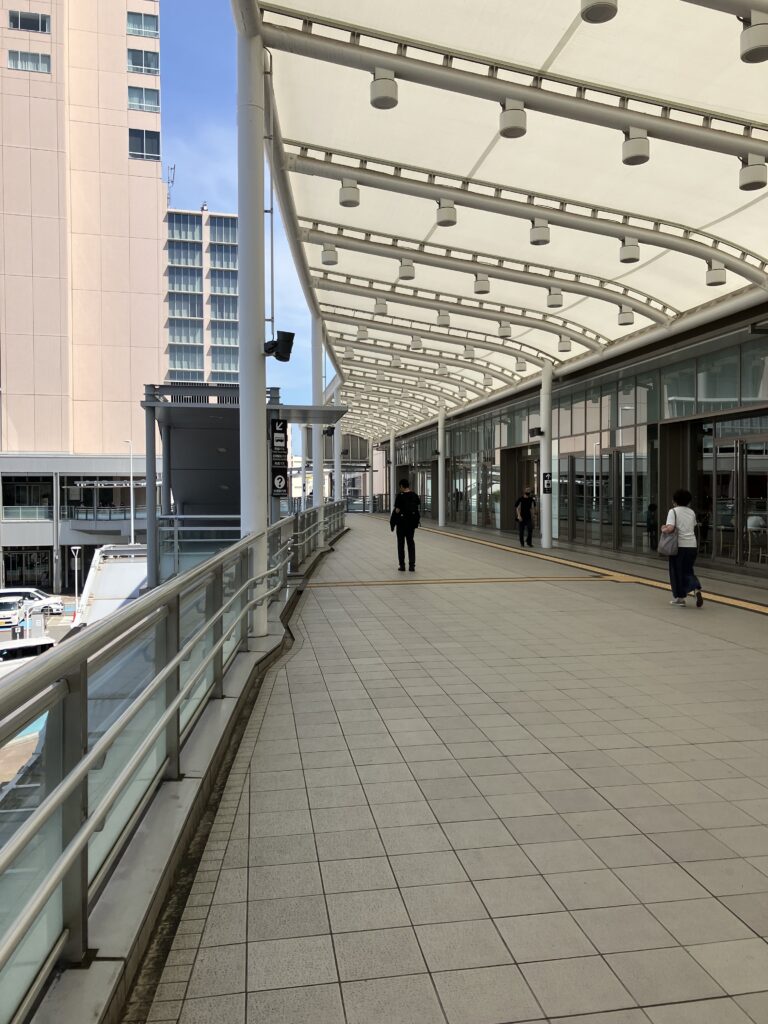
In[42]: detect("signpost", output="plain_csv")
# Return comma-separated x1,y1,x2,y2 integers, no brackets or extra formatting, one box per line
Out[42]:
71,545,81,622
270,418,288,498
543,472,552,494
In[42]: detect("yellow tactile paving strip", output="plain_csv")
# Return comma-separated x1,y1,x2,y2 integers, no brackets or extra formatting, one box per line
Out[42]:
419,526,768,616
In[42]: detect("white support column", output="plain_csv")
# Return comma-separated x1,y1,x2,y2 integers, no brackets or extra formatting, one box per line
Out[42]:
437,400,446,528
333,396,342,500
368,461,375,514
389,430,396,513
311,316,324,509
301,426,308,509
237,29,268,636
540,361,553,550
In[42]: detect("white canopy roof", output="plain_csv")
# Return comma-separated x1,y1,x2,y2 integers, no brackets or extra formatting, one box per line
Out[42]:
246,0,768,438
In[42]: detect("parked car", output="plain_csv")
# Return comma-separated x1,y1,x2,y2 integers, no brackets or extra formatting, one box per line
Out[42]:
0,588,63,615
0,597,29,629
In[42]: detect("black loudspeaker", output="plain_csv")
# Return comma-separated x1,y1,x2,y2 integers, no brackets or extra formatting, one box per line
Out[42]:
264,330,295,362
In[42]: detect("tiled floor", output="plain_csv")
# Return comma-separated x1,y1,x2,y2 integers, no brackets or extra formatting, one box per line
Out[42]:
146,517,768,1024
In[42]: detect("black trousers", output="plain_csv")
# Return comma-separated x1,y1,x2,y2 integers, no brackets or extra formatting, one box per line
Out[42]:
397,525,416,568
668,546,702,599
518,518,533,546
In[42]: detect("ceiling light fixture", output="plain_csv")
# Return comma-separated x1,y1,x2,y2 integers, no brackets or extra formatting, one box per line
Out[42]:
558,336,572,353
581,0,618,23
516,357,527,373
357,326,369,340
464,345,475,360
436,309,450,328
740,153,767,190
620,236,640,263
622,127,649,165
474,273,490,294
436,198,457,227
398,258,415,280
483,373,493,387
498,322,512,338
374,297,388,315
547,287,563,309
706,259,726,286
370,67,398,108
530,218,550,245
499,98,527,139
618,304,634,326
741,11,768,63
339,178,360,207
321,242,338,266
410,335,423,351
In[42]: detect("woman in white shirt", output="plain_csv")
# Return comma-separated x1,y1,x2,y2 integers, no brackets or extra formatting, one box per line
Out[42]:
660,489,703,608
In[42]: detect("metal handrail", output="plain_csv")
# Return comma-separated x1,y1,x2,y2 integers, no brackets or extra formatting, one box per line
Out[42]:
0,549,292,976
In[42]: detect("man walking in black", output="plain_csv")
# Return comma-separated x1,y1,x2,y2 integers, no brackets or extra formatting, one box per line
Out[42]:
515,486,536,548
390,479,421,572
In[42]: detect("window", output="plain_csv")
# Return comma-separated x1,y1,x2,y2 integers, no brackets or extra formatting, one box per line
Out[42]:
209,295,238,321
8,50,50,73
128,86,160,112
697,348,739,413
129,128,160,160
742,336,768,405
211,348,239,374
169,293,203,318
127,11,159,37
168,267,202,293
168,345,204,373
169,319,203,344
209,216,238,243
168,212,202,241
167,368,204,382
210,321,239,345
9,11,50,31
209,243,238,269
167,240,202,266
210,270,238,295
661,361,696,419
127,48,159,74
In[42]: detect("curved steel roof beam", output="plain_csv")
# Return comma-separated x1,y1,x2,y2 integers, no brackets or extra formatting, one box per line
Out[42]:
342,375,468,406
287,149,768,286
331,337,516,388
301,224,674,322
314,275,601,351
321,306,552,366
343,363,487,398
262,11,768,161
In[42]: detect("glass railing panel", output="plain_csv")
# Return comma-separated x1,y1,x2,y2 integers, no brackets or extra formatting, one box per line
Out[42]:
87,626,164,882
0,710,63,1024
222,559,242,667
178,584,214,732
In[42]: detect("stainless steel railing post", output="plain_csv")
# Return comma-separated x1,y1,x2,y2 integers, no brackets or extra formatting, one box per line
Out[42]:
60,662,88,964
210,566,224,699
163,595,181,781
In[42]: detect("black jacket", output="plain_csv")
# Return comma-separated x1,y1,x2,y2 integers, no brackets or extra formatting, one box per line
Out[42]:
390,491,421,531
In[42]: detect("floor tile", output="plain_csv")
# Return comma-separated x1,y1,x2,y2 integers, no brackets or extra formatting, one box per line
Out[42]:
475,876,563,916
648,898,753,944
380,824,451,855
320,856,396,893
523,840,603,874
646,998,754,1023
586,835,671,868
402,881,489,924
247,895,328,941
614,864,709,902
390,850,468,886
573,905,676,953
334,926,426,981
606,947,724,1003
545,870,638,910
249,835,317,866
689,939,768,995
684,858,768,895
246,984,345,1024
520,956,635,1017
314,828,384,861
416,919,512,972
187,945,246,999
433,965,543,1024
248,862,322,900
441,820,515,849
180,994,245,1024
496,912,596,962
201,903,247,947
342,974,446,1024
247,935,337,990
457,845,536,880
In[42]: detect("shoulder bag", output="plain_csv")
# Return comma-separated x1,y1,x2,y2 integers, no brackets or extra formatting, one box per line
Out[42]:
657,508,679,557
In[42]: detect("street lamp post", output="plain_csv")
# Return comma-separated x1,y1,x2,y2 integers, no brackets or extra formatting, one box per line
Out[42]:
123,439,135,545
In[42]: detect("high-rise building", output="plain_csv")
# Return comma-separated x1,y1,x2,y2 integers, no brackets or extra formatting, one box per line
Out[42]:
0,1,166,591
165,209,239,383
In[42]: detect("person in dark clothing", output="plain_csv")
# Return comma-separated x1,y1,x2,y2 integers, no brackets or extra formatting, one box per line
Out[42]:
390,479,421,571
514,487,536,547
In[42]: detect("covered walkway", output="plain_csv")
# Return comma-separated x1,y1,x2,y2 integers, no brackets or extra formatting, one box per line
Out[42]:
142,517,768,1024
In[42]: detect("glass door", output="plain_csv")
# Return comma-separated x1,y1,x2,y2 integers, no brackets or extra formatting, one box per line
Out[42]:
713,438,768,566
557,456,574,542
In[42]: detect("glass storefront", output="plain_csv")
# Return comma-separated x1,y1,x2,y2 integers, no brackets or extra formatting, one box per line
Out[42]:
395,325,768,573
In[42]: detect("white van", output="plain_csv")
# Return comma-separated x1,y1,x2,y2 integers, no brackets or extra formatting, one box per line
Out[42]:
0,596,28,629
0,588,63,615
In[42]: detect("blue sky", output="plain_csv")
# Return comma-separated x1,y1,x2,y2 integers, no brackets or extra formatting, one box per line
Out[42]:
161,0,314,415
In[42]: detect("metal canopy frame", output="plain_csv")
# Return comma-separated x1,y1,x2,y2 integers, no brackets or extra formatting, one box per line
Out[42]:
232,0,768,440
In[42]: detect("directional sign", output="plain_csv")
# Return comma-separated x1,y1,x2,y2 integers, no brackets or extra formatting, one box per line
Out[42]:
542,472,552,494
271,468,288,498
270,418,288,468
